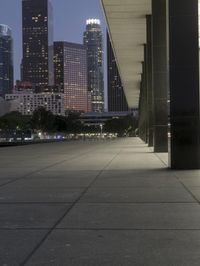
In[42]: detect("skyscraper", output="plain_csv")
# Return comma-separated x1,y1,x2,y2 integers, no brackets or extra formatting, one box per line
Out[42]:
107,32,129,112
0,24,13,97
21,0,54,86
83,19,104,113
54,41,91,113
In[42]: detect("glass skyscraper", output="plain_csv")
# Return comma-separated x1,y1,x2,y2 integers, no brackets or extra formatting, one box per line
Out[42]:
54,41,91,113
0,24,13,97
107,32,129,112
83,19,104,113
21,0,54,86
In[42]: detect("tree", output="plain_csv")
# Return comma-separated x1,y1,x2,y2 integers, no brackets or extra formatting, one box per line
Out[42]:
0,111,31,130
65,112,83,134
54,115,67,132
31,107,55,132
104,115,138,137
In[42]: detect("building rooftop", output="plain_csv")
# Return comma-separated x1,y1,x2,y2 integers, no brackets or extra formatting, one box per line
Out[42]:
0,24,12,37
86,18,101,25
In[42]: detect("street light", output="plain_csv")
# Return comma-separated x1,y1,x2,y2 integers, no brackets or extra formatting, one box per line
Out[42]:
100,124,103,138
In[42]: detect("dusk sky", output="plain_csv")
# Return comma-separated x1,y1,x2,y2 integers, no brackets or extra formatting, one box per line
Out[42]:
0,0,106,81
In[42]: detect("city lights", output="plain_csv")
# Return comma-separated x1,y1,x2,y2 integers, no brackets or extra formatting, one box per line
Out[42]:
86,19,100,25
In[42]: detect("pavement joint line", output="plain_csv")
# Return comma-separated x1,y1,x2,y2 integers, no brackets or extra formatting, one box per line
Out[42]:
154,153,169,167
153,150,200,205
0,186,92,189
3,139,199,264
69,201,197,204
0,228,49,231
20,148,122,266
0,202,77,204
0,141,94,167
46,228,200,231
0,145,100,190
77,186,184,188
44,202,200,205
2,228,200,231
173,174,200,205
0,201,196,205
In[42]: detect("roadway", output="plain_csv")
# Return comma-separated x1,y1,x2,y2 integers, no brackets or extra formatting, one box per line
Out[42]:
0,138,200,265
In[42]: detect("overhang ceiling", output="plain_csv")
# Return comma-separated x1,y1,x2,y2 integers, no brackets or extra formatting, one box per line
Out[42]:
101,0,151,108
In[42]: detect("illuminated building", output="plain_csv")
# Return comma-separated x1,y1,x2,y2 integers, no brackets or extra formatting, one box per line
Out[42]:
0,97,18,117
54,41,91,113
5,92,65,116
0,24,13,97
83,19,104,113
107,32,129,112
14,80,63,94
21,0,54,86
14,80,33,93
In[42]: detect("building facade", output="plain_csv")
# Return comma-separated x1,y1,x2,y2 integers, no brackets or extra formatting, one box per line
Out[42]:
0,97,18,117
107,32,129,112
14,80,63,94
54,41,91,113
14,80,33,93
83,19,104,113
21,0,54,86
0,24,13,97
5,92,65,116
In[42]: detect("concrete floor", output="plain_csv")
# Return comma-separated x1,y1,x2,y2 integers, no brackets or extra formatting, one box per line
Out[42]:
0,138,200,265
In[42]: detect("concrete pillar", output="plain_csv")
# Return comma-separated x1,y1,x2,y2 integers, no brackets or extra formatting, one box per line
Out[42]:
152,0,168,152
168,0,200,169
143,47,148,143
138,66,147,143
138,80,144,140
146,15,153,147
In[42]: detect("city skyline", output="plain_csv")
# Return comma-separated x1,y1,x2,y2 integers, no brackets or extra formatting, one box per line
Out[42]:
0,0,106,82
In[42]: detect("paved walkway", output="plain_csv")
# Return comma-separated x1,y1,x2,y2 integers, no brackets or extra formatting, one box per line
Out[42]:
0,138,200,265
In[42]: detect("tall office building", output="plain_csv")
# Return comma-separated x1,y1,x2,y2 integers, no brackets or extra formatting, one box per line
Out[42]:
107,32,129,112
21,0,54,86
0,24,13,97
83,19,104,113
54,41,91,113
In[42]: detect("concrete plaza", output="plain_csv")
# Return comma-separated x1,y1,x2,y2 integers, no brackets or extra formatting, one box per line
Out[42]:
0,138,200,265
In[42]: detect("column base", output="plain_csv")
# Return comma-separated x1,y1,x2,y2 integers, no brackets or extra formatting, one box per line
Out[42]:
154,125,168,152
